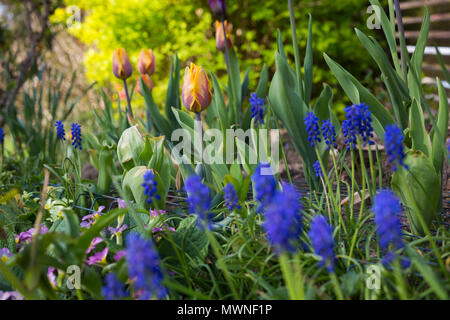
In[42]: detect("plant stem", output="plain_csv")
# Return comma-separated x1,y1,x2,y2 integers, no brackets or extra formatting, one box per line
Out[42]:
330,272,344,300
279,252,304,300
122,79,134,119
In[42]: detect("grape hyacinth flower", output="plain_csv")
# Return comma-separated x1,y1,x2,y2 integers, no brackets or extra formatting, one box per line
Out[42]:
126,233,167,300
304,112,321,147
184,175,213,228
251,163,277,213
384,124,406,171
313,160,323,177
308,215,335,272
102,273,128,300
223,183,241,211
54,121,66,141
342,103,374,149
71,122,82,150
0,127,4,145
249,93,264,127
321,119,337,149
263,184,303,254
373,190,407,266
142,170,161,204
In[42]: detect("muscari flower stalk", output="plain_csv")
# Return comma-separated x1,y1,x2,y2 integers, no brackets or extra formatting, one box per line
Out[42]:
263,183,303,254
209,0,226,19
373,190,408,266
102,273,128,300
321,119,337,149
313,160,323,177
304,112,321,147
384,124,407,171
0,127,4,145
184,175,213,228
126,233,167,300
142,170,161,204
54,121,65,141
182,62,212,114
308,215,335,272
71,122,82,150
249,93,265,127
342,103,374,149
223,183,241,211
137,49,156,75
251,163,277,213
216,20,232,52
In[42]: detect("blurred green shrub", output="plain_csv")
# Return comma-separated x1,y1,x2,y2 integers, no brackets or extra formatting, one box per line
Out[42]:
52,0,383,110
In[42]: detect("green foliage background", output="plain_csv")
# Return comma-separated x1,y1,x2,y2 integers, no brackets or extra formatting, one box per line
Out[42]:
52,0,383,111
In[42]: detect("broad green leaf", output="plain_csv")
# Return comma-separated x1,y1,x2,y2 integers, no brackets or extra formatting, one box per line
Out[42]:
431,79,449,177
409,99,431,157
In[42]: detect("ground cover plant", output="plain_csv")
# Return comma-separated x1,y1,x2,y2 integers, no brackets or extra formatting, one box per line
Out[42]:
0,0,449,301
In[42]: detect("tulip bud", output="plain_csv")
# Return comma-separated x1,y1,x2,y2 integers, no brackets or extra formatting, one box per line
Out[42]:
215,20,232,52
209,0,226,19
182,62,212,113
112,48,133,80
136,74,153,96
137,49,156,75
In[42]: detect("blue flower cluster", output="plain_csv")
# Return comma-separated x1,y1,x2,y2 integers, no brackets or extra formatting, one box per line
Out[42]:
304,112,321,147
185,174,213,228
384,124,406,171
321,120,337,149
263,184,303,254
373,190,406,265
342,103,374,149
251,163,277,213
308,215,335,273
0,127,4,145
102,273,128,300
313,160,323,177
125,233,167,300
55,121,66,141
142,170,161,204
249,93,265,127
71,122,82,150
223,183,241,211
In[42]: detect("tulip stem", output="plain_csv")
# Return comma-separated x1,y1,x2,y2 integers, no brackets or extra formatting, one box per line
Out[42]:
122,79,134,120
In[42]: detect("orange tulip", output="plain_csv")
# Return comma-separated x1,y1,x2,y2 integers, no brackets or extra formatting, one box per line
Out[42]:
182,62,212,113
215,20,232,52
137,49,156,75
112,48,133,79
136,74,153,96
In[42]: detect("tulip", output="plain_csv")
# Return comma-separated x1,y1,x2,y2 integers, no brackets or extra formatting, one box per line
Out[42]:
112,48,133,80
182,62,212,113
209,0,226,19
136,74,153,96
215,20,232,52
137,49,156,75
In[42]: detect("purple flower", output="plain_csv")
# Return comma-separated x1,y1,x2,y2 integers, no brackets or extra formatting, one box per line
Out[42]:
108,224,127,239
308,215,335,273
114,250,126,261
80,206,105,229
0,248,11,262
0,127,4,145
55,121,66,141
87,247,108,266
86,237,103,254
126,233,167,299
150,209,167,218
384,124,406,171
321,119,337,149
263,184,303,254
117,198,127,208
313,160,323,177
47,267,57,287
184,175,213,229
223,183,241,211
342,103,374,149
142,170,160,204
71,122,82,150
209,0,226,18
15,224,48,250
251,163,277,213
249,93,265,127
0,291,23,300
102,273,128,300
151,226,176,234
304,112,321,147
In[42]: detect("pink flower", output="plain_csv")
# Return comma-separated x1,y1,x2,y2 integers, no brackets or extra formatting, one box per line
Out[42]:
114,250,126,261
117,198,127,208
47,267,57,288
80,206,105,229
87,247,108,266
0,291,23,300
149,209,167,218
86,237,103,254
15,224,49,250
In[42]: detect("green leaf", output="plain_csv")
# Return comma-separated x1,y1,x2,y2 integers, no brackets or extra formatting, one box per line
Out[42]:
409,99,431,157
165,53,181,127
431,79,449,177
304,14,313,106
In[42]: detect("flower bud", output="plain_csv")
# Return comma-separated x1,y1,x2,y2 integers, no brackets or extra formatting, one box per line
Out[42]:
182,62,212,113
136,74,153,96
112,48,133,80
209,0,226,19
137,49,156,75
215,20,232,52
